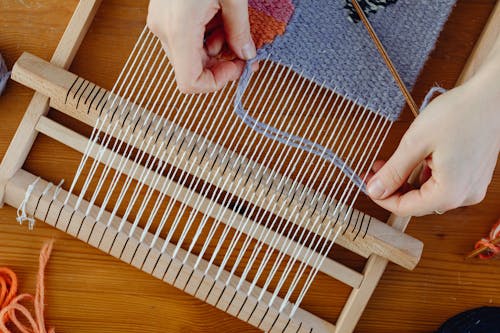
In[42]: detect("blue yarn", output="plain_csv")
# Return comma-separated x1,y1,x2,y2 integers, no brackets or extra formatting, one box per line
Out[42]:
234,57,367,193
419,86,447,113
0,53,9,96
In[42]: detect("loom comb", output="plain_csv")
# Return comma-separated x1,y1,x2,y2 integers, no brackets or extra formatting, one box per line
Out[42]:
1,0,497,332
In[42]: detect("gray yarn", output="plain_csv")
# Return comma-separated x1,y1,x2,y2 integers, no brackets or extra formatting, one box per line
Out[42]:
419,86,447,112
254,0,456,120
0,53,9,95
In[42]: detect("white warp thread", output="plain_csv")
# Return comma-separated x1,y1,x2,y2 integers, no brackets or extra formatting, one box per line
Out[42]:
16,178,65,230
16,177,41,230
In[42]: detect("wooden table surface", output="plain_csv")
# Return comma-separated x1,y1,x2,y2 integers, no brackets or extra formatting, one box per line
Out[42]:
0,1,499,332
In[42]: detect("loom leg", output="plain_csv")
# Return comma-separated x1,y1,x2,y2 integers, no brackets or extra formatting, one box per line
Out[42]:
334,214,411,333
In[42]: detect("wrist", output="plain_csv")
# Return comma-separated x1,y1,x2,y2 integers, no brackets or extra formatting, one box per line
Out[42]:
464,63,500,151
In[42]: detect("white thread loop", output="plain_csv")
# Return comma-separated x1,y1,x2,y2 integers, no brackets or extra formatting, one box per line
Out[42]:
16,177,40,230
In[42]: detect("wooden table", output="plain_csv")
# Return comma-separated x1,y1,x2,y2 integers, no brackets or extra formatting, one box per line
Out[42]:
0,1,498,332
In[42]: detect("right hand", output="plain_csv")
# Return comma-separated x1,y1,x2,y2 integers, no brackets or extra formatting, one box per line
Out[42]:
147,0,256,93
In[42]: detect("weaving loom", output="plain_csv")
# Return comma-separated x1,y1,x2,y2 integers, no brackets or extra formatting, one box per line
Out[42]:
0,0,497,332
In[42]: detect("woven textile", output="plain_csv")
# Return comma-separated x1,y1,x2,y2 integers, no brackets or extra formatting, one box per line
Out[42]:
236,0,456,191
247,0,456,120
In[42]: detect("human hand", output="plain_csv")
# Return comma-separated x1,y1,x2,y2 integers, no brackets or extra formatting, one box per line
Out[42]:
366,68,500,217
147,0,256,93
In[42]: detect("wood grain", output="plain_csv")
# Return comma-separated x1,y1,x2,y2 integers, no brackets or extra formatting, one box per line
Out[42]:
0,1,498,332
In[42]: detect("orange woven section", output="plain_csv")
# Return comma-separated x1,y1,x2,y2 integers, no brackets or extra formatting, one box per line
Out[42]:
249,6,287,49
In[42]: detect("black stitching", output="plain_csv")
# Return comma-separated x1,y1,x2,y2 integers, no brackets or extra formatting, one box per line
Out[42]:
33,192,44,218
72,79,86,101
161,259,174,281
172,264,184,285
268,313,280,332
86,220,98,243
247,302,259,322
54,205,64,228
182,270,195,292
194,275,206,296
224,290,237,312
77,81,91,109
84,84,97,106
282,318,291,333
64,210,76,233
118,237,130,259
75,215,86,238
236,296,248,318
128,241,141,264
43,199,54,223
66,77,79,104
140,248,152,271
151,252,163,276
257,307,270,328
106,232,119,254
362,216,372,239
204,280,217,302
88,87,103,114
214,285,227,308
98,98,108,117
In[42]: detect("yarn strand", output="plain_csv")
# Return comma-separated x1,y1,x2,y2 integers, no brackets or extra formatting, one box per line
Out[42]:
0,241,55,333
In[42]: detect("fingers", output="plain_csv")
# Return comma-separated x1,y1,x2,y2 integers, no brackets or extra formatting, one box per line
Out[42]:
193,59,246,93
220,0,256,60
147,0,252,93
367,132,431,200
371,177,447,216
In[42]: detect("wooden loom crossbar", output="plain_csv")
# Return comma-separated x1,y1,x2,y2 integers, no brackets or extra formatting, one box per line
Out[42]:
0,1,498,332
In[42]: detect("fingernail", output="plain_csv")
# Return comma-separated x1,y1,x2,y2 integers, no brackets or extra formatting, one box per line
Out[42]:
367,178,385,198
242,41,256,60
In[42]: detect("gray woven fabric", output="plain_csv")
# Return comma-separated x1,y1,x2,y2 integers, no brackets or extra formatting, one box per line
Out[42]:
255,0,456,120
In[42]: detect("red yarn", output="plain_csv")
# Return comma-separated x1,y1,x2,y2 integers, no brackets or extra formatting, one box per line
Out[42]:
474,219,500,260
0,241,55,333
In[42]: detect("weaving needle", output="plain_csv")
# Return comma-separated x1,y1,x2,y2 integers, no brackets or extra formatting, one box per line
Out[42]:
351,0,419,117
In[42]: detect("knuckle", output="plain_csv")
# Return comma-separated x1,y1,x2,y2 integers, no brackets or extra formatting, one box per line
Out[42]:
383,162,404,187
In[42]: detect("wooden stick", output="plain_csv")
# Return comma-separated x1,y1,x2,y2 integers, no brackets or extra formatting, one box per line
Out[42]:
350,0,419,117
0,0,102,205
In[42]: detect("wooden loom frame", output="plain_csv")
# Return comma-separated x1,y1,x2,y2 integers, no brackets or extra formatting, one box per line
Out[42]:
0,1,498,332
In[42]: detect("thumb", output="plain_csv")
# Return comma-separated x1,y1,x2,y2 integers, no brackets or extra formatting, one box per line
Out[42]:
367,135,430,199
220,0,256,60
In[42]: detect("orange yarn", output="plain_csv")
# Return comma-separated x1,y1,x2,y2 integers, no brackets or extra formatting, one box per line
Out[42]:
248,6,287,49
474,219,500,260
0,241,55,333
